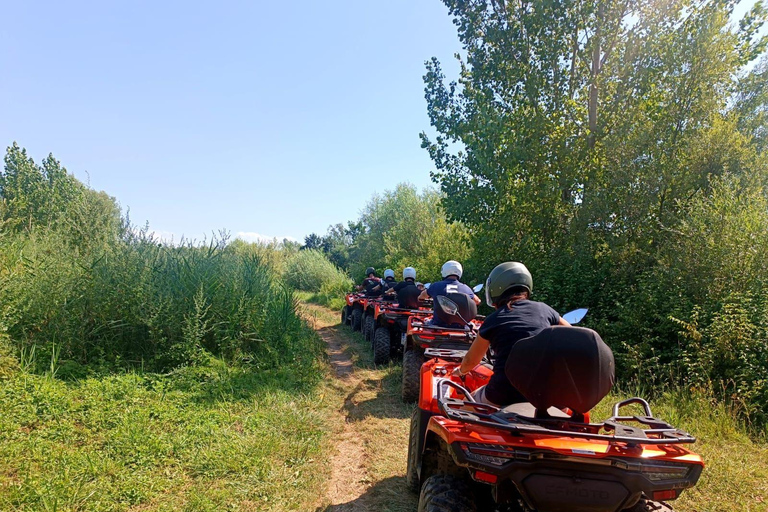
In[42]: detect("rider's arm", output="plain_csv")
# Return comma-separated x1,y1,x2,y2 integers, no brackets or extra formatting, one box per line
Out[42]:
471,294,481,305
454,335,490,376
559,317,571,326
418,289,430,301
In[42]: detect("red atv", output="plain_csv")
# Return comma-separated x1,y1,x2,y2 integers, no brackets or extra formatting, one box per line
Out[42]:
341,292,367,332
362,294,396,347
365,298,433,365
401,285,485,403
406,301,703,512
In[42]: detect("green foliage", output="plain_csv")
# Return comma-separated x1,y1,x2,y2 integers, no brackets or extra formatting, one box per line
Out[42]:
349,183,472,284
283,249,352,294
422,1,768,422
0,144,324,374
0,357,330,511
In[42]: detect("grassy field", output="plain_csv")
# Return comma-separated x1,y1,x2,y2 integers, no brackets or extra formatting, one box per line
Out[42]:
0,357,335,512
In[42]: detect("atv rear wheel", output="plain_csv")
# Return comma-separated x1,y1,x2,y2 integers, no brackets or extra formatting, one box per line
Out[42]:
418,474,476,512
406,407,421,492
623,498,674,512
373,327,391,364
341,306,349,325
364,314,375,343
402,349,422,403
351,308,363,331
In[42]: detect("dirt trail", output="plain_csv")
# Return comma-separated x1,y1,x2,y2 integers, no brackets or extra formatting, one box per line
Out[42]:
302,303,417,512
309,313,369,510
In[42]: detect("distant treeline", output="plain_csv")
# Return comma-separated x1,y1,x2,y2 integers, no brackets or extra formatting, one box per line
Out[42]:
305,0,768,425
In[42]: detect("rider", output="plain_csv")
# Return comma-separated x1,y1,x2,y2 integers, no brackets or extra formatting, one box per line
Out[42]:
386,266,420,309
356,267,383,296
452,261,570,406
418,260,481,327
371,268,397,296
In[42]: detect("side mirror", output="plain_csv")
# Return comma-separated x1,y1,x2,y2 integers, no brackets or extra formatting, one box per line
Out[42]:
437,295,459,316
473,283,484,293
562,308,588,325
424,283,431,290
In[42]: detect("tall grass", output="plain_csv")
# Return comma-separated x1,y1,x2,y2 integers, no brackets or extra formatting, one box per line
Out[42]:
283,249,352,310
0,227,322,374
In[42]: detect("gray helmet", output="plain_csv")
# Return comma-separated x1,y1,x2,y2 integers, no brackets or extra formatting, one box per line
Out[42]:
365,267,376,277
485,262,533,307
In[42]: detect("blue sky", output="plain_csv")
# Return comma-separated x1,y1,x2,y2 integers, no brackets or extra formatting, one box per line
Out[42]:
1,0,462,242
2,1,762,243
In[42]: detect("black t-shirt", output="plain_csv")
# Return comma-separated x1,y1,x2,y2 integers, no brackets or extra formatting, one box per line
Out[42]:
478,300,560,405
382,278,397,291
394,280,420,309
363,277,383,296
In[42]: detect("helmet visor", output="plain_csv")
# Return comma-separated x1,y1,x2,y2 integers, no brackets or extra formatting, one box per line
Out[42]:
485,276,493,307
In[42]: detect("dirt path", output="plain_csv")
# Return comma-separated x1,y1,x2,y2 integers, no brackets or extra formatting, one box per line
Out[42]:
302,303,417,512
309,310,369,509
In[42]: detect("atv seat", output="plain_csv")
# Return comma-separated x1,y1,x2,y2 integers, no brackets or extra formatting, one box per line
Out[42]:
505,326,614,415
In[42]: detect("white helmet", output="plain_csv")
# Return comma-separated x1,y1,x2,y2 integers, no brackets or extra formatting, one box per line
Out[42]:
441,260,463,279
403,267,416,280
384,269,395,279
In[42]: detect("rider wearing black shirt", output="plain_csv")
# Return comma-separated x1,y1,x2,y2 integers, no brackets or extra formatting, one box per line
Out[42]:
453,262,570,406
387,266,420,309
357,267,383,296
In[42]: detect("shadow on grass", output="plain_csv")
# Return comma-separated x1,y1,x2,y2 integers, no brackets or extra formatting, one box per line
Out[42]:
314,476,418,512
142,359,323,405
341,372,413,422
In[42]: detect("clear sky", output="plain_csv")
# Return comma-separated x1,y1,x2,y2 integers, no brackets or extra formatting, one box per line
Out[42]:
1,0,463,242
2,1,762,243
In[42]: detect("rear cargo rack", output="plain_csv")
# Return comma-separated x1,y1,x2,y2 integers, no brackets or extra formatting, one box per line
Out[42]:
435,380,696,446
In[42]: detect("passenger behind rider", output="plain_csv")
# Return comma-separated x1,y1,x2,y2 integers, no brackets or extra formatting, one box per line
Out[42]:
452,262,570,406
418,260,482,327
356,267,383,297
385,267,420,309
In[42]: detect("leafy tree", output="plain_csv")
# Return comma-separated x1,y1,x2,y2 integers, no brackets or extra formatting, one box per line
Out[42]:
351,183,472,283
422,0,768,416
303,233,323,250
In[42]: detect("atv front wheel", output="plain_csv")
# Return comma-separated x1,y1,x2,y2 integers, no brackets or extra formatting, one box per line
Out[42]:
406,407,421,492
623,498,674,512
373,327,391,364
418,474,476,512
402,349,422,403
341,306,349,325
351,308,362,331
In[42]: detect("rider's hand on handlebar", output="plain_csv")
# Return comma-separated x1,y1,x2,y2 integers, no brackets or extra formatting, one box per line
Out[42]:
452,366,465,378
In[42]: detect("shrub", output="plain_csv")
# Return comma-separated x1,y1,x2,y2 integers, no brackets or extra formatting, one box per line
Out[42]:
283,249,352,294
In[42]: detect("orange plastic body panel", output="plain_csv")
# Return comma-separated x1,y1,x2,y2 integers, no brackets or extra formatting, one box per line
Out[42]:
419,357,704,468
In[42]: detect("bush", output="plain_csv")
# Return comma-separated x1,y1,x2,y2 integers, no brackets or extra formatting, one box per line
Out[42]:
283,249,352,294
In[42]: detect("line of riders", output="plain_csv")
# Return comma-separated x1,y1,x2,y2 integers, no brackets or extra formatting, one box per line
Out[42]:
340,260,705,512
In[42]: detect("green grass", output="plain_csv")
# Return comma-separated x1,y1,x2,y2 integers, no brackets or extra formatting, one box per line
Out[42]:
295,290,347,312
0,358,333,512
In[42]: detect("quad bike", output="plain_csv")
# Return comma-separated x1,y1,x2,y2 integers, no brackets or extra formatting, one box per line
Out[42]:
362,294,397,347
341,292,368,332
406,298,703,512
401,284,485,403
366,297,433,365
